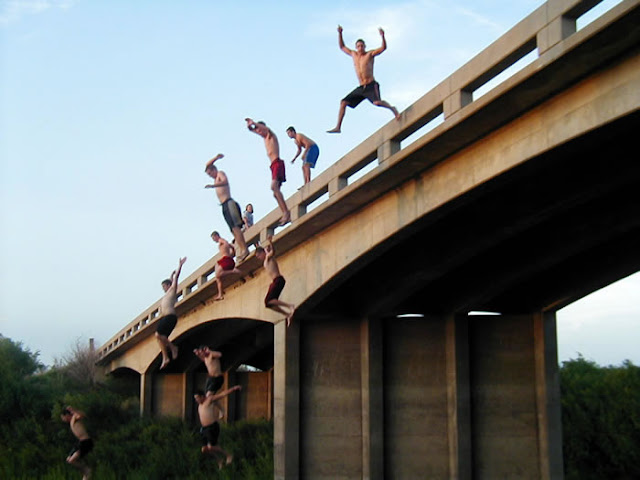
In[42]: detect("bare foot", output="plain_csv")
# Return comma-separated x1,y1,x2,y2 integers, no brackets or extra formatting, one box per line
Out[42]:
286,305,296,327
160,358,170,370
279,213,291,226
226,454,233,465
392,107,400,120
236,250,249,263
327,127,341,134
214,295,224,301
170,344,178,360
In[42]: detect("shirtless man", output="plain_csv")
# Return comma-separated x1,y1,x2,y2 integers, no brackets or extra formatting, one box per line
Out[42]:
255,235,295,326
205,154,249,262
211,231,244,301
245,118,291,225
193,345,224,394
327,25,400,133
194,385,242,469
156,256,187,370
286,126,320,185
61,406,93,480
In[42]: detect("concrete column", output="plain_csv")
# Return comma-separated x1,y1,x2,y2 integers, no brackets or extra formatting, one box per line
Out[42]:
183,372,194,422
533,311,564,480
140,372,153,416
445,314,471,480
274,320,300,480
361,317,384,480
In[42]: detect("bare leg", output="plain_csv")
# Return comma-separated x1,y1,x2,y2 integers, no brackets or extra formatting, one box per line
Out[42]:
155,333,177,368
373,100,400,119
67,451,91,479
271,180,290,225
302,163,311,184
327,100,348,133
267,300,296,326
203,445,233,469
231,227,249,260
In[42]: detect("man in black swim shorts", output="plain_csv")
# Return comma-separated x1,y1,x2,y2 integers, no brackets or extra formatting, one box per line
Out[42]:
156,256,187,369
61,406,93,480
205,153,249,262
327,25,400,133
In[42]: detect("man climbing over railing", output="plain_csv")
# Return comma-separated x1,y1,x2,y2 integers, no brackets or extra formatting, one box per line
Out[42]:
210,231,244,301
155,256,187,369
255,235,296,326
327,25,400,134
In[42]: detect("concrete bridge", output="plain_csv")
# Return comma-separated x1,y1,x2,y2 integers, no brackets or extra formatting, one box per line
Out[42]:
97,0,640,478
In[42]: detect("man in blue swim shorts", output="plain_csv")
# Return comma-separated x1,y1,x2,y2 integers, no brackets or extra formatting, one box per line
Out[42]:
286,126,319,185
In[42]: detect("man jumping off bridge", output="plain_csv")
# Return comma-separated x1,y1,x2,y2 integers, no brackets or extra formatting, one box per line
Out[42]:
246,118,291,226
205,154,250,263
156,256,187,370
255,235,295,326
194,384,242,469
327,25,400,134
61,406,93,480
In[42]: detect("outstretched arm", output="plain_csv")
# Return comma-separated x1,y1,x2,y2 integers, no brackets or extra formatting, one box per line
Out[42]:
371,28,387,56
290,139,303,163
205,385,242,403
204,170,229,189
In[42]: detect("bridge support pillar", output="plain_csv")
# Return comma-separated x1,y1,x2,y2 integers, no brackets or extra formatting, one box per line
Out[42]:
361,317,384,480
274,320,300,480
140,372,153,416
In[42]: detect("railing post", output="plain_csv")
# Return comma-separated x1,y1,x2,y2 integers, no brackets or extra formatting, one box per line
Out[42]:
537,15,576,54
444,90,473,119
377,139,401,164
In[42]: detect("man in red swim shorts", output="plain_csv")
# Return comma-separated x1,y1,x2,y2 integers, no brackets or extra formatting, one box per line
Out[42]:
246,118,291,226
211,231,243,301
255,235,295,326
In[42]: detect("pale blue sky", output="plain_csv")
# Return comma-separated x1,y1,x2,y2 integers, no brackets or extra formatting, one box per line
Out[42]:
1,0,637,367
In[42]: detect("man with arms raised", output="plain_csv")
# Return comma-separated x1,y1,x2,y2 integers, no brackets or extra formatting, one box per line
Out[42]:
327,25,400,133
156,256,187,370
205,154,249,262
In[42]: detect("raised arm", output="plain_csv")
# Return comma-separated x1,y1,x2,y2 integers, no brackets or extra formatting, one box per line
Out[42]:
337,25,353,55
370,28,387,56
205,153,224,171
171,257,187,290
245,117,260,135
264,235,275,259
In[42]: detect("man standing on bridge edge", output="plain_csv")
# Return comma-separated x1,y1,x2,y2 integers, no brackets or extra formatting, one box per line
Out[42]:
155,256,187,370
327,25,400,134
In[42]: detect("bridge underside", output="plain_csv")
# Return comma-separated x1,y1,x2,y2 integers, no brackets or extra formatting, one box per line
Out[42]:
277,111,640,479
311,112,640,319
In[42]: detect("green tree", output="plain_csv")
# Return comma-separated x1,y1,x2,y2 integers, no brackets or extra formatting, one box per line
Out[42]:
561,356,640,480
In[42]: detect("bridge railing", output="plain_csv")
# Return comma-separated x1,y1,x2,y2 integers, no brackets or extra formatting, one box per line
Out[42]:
97,0,629,362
